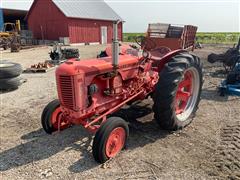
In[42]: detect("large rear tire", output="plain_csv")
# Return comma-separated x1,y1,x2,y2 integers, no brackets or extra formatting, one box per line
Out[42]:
153,52,203,130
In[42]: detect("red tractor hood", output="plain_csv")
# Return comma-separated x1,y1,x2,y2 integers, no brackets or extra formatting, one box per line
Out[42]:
56,55,140,77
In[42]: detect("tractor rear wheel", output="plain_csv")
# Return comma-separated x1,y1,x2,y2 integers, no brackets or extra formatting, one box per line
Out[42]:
153,52,203,130
41,99,70,134
92,117,129,163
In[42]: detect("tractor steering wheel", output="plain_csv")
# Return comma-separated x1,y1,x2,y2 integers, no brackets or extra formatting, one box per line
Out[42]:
135,36,157,51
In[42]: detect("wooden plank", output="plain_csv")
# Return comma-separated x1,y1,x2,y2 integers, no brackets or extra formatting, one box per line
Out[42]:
23,66,56,73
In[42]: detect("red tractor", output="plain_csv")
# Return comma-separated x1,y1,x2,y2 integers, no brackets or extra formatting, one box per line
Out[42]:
41,22,203,163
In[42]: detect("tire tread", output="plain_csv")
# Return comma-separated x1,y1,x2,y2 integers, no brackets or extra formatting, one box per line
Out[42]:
153,52,203,130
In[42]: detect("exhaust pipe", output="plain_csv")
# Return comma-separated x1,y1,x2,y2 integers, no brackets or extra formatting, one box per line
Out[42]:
112,20,120,68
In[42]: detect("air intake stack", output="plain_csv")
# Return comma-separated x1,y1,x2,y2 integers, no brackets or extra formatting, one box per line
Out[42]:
112,20,120,69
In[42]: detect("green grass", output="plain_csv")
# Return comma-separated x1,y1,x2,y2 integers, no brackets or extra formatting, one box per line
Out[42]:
196,32,240,44
123,33,144,43
123,32,240,44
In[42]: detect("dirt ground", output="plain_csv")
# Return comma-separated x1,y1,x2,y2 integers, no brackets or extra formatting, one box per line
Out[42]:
0,44,239,180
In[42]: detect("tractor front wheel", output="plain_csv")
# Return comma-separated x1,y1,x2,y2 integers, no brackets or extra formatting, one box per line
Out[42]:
153,52,203,130
92,117,129,163
41,99,70,134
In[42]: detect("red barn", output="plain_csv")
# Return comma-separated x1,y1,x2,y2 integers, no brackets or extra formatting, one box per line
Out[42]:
26,0,123,44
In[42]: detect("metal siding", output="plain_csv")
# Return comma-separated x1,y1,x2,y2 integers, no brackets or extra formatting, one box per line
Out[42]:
27,0,123,43
27,0,69,40
68,19,123,44
68,19,100,43
52,0,122,21
0,8,3,30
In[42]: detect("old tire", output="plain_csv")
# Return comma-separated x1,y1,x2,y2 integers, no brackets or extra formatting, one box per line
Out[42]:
207,53,219,64
0,77,21,90
41,99,69,134
63,48,79,59
92,117,129,163
0,62,22,79
153,52,203,130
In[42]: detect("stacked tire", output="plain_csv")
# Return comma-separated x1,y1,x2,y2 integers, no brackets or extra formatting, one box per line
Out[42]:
0,61,23,91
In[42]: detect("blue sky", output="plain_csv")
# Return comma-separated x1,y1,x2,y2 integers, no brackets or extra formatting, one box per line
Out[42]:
1,0,239,32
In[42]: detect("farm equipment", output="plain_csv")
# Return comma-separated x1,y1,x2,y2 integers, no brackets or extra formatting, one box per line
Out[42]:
49,44,80,64
41,22,203,163
145,23,198,51
219,61,240,96
10,35,21,52
210,38,240,96
0,20,21,51
208,37,240,72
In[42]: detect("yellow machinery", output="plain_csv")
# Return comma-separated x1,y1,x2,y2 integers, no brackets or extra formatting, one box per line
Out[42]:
0,20,21,51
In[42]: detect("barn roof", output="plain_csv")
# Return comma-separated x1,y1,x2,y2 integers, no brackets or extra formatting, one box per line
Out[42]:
52,0,122,21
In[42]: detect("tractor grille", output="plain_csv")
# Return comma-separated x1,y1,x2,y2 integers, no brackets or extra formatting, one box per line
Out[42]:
58,75,75,110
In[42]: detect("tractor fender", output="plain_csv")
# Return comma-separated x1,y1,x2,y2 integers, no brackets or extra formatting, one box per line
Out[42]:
157,49,188,72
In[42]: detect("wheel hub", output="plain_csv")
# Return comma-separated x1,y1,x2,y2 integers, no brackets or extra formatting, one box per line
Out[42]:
106,127,126,158
51,107,69,130
175,68,200,121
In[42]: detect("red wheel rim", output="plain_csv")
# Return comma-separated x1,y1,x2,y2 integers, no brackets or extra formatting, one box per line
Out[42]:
105,127,126,158
51,107,68,130
175,71,193,115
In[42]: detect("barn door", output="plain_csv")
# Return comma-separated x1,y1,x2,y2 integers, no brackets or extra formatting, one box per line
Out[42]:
101,26,107,44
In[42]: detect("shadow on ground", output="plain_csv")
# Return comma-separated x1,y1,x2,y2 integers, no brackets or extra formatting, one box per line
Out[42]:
0,101,170,173
69,102,170,173
0,125,98,172
201,88,240,102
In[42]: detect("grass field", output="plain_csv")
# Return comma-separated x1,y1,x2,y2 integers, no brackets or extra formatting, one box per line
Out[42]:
123,32,240,44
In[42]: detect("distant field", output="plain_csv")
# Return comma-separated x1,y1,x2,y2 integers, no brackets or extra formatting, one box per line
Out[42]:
123,33,145,43
123,32,240,44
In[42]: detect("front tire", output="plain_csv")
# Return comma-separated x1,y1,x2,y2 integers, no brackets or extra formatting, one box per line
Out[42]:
41,99,69,134
153,52,203,130
92,117,129,163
